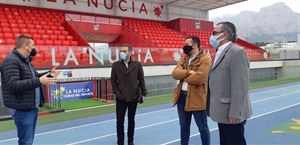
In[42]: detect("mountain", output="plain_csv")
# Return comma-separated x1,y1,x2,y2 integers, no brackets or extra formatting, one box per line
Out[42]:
212,2,300,43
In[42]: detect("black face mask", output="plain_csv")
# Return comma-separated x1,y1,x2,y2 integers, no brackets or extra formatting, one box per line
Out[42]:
29,48,37,57
183,45,194,54
29,56,33,62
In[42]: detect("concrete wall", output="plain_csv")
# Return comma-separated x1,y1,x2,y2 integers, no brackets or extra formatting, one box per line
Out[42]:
276,60,300,78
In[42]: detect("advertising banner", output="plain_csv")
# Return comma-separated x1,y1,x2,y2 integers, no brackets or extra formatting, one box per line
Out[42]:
49,82,94,102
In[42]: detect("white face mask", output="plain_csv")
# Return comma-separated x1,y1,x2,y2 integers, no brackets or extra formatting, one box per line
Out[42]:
209,33,224,48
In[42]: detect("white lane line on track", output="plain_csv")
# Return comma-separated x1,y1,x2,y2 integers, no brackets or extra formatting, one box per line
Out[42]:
250,84,300,95
66,119,179,145
161,103,300,145
1,88,299,143
0,108,174,143
251,91,300,103
65,104,115,112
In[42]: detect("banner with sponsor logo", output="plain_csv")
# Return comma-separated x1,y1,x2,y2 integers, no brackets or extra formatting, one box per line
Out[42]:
49,82,94,102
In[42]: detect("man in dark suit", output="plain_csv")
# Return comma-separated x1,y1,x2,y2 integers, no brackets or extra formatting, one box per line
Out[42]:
110,44,148,145
206,22,252,145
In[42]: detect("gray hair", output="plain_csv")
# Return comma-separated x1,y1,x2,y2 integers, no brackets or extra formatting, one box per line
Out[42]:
217,22,237,42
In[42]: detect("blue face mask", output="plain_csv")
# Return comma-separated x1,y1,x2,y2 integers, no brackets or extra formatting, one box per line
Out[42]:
120,52,127,61
209,33,224,48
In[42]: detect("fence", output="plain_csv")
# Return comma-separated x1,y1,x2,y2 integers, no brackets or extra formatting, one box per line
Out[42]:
0,77,114,120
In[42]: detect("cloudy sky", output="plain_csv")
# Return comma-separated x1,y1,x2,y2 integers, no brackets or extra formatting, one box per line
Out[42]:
209,0,300,20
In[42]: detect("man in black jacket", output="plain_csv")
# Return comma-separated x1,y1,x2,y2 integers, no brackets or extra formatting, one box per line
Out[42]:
1,35,60,145
110,44,147,145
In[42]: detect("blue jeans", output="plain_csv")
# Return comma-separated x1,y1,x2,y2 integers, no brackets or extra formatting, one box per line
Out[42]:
12,109,38,145
177,93,210,145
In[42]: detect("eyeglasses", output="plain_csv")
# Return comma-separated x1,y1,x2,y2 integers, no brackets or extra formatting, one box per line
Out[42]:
212,31,224,35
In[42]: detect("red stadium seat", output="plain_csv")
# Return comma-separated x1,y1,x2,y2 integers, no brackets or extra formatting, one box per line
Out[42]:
39,10,45,15
43,25,50,30
0,38,5,44
35,40,44,45
38,29,46,34
32,34,41,40
54,40,62,46
66,36,73,41
35,25,42,29
61,31,68,35
44,18,50,22
16,19,24,24
10,23,18,28
45,40,53,45
58,26,65,30
30,29,37,34
62,41,70,46
1,22,9,27
32,21,40,25
11,28,20,33
0,15,7,20
21,28,29,34
13,33,22,38
33,53,44,61
49,35,57,40
54,30,61,35
55,53,64,60
6,39,15,44
41,34,49,39
46,30,53,35
18,8,24,13
58,35,65,40
51,26,58,30
2,27,11,33
70,41,78,46
48,22,54,26
8,19,16,23
44,53,52,60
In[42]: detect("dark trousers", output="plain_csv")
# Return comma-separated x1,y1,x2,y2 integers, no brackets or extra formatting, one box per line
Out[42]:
218,120,247,145
116,98,138,145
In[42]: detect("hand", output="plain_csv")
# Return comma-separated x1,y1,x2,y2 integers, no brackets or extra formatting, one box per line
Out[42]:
50,66,61,78
189,70,196,75
39,72,57,85
229,117,240,124
175,66,183,70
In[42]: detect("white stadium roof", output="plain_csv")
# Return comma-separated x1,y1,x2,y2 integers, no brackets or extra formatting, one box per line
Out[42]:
144,0,246,10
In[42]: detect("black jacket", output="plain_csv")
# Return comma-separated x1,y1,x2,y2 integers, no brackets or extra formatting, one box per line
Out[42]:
1,49,49,110
110,58,147,102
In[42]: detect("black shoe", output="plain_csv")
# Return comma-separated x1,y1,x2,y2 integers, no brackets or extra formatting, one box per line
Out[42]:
128,142,134,145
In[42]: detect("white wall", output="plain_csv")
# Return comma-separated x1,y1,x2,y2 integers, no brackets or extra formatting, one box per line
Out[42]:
38,61,289,79
298,34,300,50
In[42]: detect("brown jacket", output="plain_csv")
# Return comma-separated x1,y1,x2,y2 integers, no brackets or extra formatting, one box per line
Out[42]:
111,58,147,102
172,50,211,111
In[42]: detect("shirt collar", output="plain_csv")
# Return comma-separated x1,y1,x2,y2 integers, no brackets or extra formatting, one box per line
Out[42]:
189,52,199,60
218,42,232,52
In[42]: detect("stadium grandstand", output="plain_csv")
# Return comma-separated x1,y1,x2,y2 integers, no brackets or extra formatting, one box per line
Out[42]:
0,0,299,125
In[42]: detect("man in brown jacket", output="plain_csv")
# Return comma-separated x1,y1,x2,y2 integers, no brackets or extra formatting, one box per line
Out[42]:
111,44,147,145
172,36,211,145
